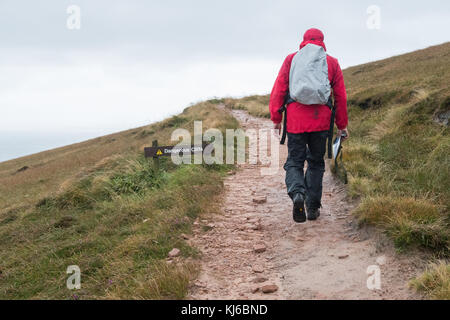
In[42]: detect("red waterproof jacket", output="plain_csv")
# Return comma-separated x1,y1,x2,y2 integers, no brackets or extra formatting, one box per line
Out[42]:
269,29,348,133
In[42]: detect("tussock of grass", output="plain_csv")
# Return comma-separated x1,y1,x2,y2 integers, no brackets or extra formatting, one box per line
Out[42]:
410,262,450,300
104,260,198,300
108,158,163,195
355,196,449,253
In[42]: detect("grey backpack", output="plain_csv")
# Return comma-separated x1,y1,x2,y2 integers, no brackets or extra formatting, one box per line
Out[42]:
289,43,331,105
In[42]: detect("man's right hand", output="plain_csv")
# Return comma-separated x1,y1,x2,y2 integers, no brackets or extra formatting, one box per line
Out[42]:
338,128,349,141
274,123,282,135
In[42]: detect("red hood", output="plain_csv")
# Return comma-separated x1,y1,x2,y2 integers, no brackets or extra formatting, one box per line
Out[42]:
300,28,326,51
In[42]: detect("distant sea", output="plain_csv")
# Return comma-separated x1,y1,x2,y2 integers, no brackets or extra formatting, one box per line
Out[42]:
0,131,107,163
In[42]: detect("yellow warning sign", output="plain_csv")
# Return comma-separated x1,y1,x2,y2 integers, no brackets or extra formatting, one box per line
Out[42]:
144,143,211,158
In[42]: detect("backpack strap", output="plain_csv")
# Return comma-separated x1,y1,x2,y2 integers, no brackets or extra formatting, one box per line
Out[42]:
326,96,336,159
278,93,295,145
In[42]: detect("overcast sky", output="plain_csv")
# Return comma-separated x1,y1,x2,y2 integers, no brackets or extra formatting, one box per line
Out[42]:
0,0,449,161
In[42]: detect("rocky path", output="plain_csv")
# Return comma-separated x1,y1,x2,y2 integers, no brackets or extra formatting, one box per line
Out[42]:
188,108,423,300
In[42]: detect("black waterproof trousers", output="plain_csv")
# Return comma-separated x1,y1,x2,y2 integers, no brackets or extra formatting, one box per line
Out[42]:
283,131,328,210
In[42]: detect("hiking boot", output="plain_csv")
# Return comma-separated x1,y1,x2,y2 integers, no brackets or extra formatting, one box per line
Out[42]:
307,207,320,221
292,193,306,223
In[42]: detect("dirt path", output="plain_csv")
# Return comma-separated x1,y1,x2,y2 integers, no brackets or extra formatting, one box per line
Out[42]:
188,108,423,300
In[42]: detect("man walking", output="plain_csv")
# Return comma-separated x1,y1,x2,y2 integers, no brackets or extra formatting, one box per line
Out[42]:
269,28,349,223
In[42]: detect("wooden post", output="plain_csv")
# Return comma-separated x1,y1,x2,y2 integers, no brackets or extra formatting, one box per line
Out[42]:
152,140,159,171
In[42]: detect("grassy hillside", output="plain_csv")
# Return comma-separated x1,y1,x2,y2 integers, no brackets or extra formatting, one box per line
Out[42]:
224,43,450,299
0,102,238,299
